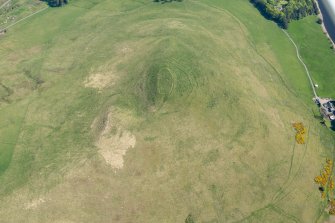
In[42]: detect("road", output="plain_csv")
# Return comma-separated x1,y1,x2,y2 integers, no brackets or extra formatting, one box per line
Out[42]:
317,0,335,46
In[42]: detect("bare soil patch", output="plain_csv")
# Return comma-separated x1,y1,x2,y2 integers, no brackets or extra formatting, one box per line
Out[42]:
24,197,46,210
92,109,136,169
84,71,117,90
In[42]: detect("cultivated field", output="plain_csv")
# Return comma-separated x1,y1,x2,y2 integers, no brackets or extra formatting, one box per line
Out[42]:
0,0,334,222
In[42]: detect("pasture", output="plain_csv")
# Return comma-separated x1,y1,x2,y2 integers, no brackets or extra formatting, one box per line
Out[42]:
0,0,334,222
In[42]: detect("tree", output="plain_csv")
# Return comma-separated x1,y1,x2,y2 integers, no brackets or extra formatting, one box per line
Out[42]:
153,0,183,3
250,0,318,29
317,18,323,24
44,0,68,7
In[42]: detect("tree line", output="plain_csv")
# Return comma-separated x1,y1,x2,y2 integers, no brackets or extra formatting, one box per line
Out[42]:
43,0,68,7
43,0,184,7
250,0,318,28
153,0,183,3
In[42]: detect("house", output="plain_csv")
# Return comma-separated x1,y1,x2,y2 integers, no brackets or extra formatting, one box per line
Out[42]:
315,97,335,121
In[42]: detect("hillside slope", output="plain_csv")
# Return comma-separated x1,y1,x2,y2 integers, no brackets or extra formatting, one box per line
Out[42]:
0,0,333,222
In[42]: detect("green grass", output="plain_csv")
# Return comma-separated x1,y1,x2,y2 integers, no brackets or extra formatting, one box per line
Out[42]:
0,100,28,173
288,15,335,98
0,0,334,222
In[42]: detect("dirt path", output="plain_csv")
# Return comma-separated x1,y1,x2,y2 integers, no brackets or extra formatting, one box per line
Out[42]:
282,29,318,98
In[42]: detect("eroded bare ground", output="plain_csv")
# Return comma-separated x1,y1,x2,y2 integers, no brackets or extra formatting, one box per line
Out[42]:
84,64,118,90
83,43,137,91
92,108,136,170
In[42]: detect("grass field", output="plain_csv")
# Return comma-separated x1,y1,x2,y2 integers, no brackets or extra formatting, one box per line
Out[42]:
0,0,334,222
288,15,335,98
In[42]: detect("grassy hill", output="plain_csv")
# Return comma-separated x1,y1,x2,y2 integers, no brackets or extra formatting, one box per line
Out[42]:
0,0,334,222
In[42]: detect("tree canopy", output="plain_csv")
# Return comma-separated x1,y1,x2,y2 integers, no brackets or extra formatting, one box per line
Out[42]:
153,0,183,3
43,0,68,7
250,0,318,28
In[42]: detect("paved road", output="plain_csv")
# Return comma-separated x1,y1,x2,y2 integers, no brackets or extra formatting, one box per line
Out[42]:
282,29,318,98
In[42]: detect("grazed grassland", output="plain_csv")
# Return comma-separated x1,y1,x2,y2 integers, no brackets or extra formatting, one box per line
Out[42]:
288,15,335,98
0,0,334,222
